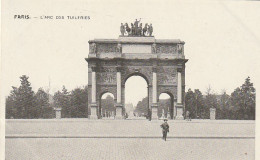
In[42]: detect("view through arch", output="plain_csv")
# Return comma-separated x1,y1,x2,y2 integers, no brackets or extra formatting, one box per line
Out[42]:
125,75,148,119
100,93,115,119
159,93,174,119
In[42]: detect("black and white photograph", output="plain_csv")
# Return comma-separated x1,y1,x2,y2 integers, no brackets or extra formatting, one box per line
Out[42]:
1,0,259,159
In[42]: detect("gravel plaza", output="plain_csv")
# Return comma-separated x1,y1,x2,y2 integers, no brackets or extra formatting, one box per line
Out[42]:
5,119,255,160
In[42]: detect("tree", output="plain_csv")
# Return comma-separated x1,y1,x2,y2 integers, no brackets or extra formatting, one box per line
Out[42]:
70,86,88,118
194,89,204,119
185,89,196,118
203,86,218,119
53,86,71,118
218,91,231,119
35,88,54,118
185,89,204,119
134,97,148,116
231,77,255,120
5,75,36,119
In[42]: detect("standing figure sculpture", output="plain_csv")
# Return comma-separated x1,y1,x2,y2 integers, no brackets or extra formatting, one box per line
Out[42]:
137,23,142,36
120,23,125,36
148,24,153,36
134,18,141,36
125,23,131,35
120,19,153,36
131,23,134,35
143,23,148,36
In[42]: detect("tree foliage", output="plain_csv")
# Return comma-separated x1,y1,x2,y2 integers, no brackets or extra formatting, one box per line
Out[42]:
134,97,148,116
230,77,255,120
6,75,36,119
6,76,255,120
70,87,88,118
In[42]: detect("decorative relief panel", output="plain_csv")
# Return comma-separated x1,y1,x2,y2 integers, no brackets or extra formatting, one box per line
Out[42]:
177,44,184,54
99,67,116,84
97,44,117,53
89,43,96,54
124,61,152,66
100,61,117,66
121,66,152,85
156,44,177,54
158,67,177,85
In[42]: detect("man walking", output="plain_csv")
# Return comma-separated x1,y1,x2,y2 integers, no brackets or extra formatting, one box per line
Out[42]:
160,119,169,141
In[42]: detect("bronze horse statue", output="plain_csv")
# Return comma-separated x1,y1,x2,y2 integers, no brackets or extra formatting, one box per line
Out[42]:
143,23,148,36
125,23,131,35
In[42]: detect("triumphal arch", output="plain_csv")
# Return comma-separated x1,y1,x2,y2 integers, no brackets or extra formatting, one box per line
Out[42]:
86,20,188,120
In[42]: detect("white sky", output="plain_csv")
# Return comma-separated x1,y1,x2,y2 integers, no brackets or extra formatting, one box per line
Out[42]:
1,1,260,158
1,0,260,106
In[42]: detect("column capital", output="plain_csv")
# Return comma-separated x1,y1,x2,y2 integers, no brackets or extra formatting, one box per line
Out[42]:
177,68,182,73
91,66,98,72
152,66,158,73
116,66,123,72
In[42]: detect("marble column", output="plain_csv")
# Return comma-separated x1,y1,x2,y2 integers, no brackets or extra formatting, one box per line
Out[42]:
115,66,123,119
175,68,184,120
151,67,158,119
117,71,121,103
90,66,98,119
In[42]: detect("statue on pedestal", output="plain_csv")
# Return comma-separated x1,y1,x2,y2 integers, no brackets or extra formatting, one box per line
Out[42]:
143,23,148,36
125,23,131,35
148,24,153,36
134,18,141,35
120,23,125,36
120,19,153,36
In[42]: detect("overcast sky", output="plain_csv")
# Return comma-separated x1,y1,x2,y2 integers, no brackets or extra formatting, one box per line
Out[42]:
2,0,260,106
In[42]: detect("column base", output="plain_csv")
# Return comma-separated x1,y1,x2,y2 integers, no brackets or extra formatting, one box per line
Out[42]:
89,103,98,119
151,103,158,120
175,104,184,120
115,104,123,119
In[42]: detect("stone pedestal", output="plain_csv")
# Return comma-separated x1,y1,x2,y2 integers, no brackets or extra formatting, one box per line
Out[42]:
210,108,216,120
55,108,62,119
151,104,158,119
175,104,184,120
89,103,98,119
115,104,123,119
167,112,171,119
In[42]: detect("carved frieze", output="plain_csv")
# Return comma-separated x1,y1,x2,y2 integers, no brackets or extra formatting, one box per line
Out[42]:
121,66,152,85
152,43,156,53
116,43,122,53
89,43,96,54
158,67,176,85
177,44,183,54
99,67,116,84
97,44,117,53
156,44,177,54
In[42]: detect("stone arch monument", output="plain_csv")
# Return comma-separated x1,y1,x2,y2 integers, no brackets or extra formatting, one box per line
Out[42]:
86,25,188,120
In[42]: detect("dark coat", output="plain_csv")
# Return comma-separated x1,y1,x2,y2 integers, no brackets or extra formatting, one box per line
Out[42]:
160,122,169,132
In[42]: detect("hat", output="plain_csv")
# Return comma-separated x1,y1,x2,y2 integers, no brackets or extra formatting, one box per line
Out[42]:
164,119,168,122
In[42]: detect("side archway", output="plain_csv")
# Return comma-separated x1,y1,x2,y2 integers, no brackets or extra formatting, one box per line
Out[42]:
99,92,116,119
158,92,174,119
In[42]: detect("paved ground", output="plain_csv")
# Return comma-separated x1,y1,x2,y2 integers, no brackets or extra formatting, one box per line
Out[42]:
5,119,255,160
6,119,255,138
6,138,254,160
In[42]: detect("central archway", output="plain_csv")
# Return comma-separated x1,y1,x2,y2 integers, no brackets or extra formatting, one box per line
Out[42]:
124,74,149,119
